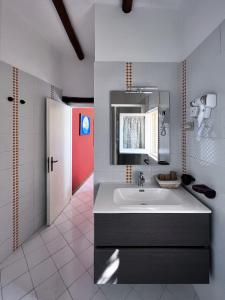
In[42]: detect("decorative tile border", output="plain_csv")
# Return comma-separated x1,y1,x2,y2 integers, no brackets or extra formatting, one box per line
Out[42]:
51,84,55,99
12,67,19,251
126,62,132,91
125,165,133,184
125,62,133,183
182,60,187,174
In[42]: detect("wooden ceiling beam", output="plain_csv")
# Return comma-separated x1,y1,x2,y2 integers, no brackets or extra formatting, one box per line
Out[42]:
122,0,133,13
52,0,84,60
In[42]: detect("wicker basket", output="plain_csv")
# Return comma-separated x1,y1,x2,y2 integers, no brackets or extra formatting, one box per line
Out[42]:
155,176,181,189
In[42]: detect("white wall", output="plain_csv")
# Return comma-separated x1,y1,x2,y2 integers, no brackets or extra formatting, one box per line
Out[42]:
185,21,225,300
61,54,94,97
95,2,225,63
94,62,181,186
60,3,95,97
0,0,62,88
182,0,225,59
95,4,183,62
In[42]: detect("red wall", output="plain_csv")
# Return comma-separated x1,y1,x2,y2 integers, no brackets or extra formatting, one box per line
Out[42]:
72,108,94,193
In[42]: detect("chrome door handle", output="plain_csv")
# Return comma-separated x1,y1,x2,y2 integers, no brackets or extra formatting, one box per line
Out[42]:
51,157,58,172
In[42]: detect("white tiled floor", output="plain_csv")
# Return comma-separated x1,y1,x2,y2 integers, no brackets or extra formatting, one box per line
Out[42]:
0,175,199,300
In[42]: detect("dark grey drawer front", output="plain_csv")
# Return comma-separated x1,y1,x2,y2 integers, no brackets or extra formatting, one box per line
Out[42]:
95,213,210,247
94,247,210,284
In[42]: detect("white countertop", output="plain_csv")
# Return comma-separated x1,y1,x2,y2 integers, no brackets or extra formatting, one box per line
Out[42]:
93,182,212,214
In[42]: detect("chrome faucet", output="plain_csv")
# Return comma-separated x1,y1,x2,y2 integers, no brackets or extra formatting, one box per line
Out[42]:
138,172,145,188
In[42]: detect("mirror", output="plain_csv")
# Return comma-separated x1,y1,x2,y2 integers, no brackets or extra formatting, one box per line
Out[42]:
110,90,170,165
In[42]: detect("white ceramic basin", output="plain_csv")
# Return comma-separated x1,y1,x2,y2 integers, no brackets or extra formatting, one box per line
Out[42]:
113,188,182,206
93,183,212,214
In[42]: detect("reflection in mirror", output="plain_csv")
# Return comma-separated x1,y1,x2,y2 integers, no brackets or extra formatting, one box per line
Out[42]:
110,91,170,165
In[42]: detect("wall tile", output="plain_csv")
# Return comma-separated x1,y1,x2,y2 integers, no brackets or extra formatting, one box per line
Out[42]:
0,134,12,153
0,203,12,245
0,238,12,263
0,60,62,263
0,151,12,171
186,22,225,300
0,168,12,208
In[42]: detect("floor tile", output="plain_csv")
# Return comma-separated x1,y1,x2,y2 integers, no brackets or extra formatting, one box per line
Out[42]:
57,290,72,300
101,284,132,300
84,229,94,244
52,246,75,269
63,208,80,219
194,294,200,300
92,289,107,300
87,215,94,224
57,220,75,234
59,257,86,287
77,220,93,234
70,214,87,226
25,245,50,269
62,227,82,244
134,284,164,300
69,236,91,255
21,290,38,300
77,245,94,269
167,285,196,300
87,265,94,279
76,203,90,214
40,226,61,244
125,290,142,300
53,213,68,226
35,272,66,300
71,199,83,208
46,235,67,255
1,257,28,287
83,191,93,204
0,247,24,270
69,272,98,300
22,235,44,256
160,289,176,300
2,272,33,300
30,257,57,287
82,210,93,220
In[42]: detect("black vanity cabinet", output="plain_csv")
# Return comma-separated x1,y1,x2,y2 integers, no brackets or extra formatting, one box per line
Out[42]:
94,213,211,284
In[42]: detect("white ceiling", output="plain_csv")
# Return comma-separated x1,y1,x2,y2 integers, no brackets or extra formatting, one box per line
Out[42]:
2,0,225,62
95,0,188,10
3,0,95,60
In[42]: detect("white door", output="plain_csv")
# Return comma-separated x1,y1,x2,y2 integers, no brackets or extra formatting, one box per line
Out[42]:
46,98,72,225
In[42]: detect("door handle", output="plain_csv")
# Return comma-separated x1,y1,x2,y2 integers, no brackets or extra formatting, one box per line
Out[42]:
51,157,58,172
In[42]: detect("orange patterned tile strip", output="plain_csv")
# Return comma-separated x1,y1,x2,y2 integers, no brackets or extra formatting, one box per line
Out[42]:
182,60,187,174
125,62,133,183
12,67,20,251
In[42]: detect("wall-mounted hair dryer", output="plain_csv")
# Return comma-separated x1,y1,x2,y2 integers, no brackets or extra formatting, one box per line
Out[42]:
190,93,217,137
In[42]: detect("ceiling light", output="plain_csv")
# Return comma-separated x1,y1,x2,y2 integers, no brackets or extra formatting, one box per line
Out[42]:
126,86,158,94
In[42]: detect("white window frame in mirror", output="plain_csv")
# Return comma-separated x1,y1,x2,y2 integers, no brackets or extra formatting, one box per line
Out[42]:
147,107,159,162
119,113,150,154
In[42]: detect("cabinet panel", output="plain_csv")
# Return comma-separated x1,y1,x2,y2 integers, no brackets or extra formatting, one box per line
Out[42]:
94,247,210,284
95,213,211,247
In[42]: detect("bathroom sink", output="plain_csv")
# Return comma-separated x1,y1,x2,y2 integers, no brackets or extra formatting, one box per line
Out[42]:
113,188,182,206
93,183,212,213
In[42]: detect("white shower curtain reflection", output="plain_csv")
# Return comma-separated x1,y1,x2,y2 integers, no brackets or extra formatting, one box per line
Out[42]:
97,249,120,284
123,116,145,149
